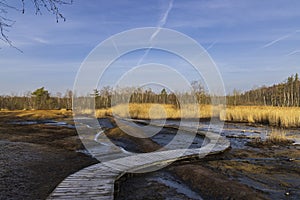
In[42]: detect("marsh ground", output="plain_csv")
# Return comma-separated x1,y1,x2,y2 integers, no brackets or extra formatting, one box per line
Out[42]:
113,120,300,200
0,110,299,199
115,146,300,200
0,111,98,200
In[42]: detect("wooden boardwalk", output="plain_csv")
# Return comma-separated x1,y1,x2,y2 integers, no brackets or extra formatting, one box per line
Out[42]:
48,119,230,200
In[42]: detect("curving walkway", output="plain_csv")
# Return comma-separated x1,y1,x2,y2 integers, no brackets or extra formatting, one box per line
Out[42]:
48,119,230,200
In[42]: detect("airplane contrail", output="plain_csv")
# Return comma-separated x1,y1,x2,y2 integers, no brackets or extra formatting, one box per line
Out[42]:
137,0,174,65
206,40,218,51
261,29,300,49
285,50,300,56
262,33,292,48
111,38,120,55
151,0,174,40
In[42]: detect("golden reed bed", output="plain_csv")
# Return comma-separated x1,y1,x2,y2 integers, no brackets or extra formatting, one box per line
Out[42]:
95,104,218,119
93,104,300,128
221,106,300,128
2,104,298,128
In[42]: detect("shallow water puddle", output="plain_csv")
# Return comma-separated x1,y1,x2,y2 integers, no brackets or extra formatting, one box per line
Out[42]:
9,120,75,128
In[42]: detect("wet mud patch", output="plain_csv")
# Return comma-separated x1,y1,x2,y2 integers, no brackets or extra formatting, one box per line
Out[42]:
103,119,205,153
194,147,300,199
104,126,162,153
113,121,299,200
0,111,98,199
115,170,203,200
0,141,98,200
150,127,204,149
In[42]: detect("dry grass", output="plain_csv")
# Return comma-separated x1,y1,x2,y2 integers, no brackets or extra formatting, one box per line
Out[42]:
0,109,72,120
221,106,300,128
94,104,220,119
266,129,291,144
6,104,298,128
248,129,293,147
94,104,300,128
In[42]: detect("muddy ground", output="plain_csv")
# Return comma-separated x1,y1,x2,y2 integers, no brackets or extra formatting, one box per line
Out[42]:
115,146,300,200
113,120,300,200
0,111,299,200
0,111,98,200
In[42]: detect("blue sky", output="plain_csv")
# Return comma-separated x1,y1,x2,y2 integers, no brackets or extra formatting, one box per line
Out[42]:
1,0,300,95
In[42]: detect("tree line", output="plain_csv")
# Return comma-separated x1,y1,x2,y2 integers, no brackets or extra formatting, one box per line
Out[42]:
0,87,72,110
0,84,210,110
227,73,300,107
1,74,299,110
91,85,211,109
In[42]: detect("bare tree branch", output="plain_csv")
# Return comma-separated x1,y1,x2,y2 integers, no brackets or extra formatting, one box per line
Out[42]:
0,0,73,51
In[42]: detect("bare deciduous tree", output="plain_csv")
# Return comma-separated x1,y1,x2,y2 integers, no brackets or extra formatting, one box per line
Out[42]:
0,0,72,49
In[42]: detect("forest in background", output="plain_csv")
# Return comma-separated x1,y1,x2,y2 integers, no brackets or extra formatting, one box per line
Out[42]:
0,74,299,110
